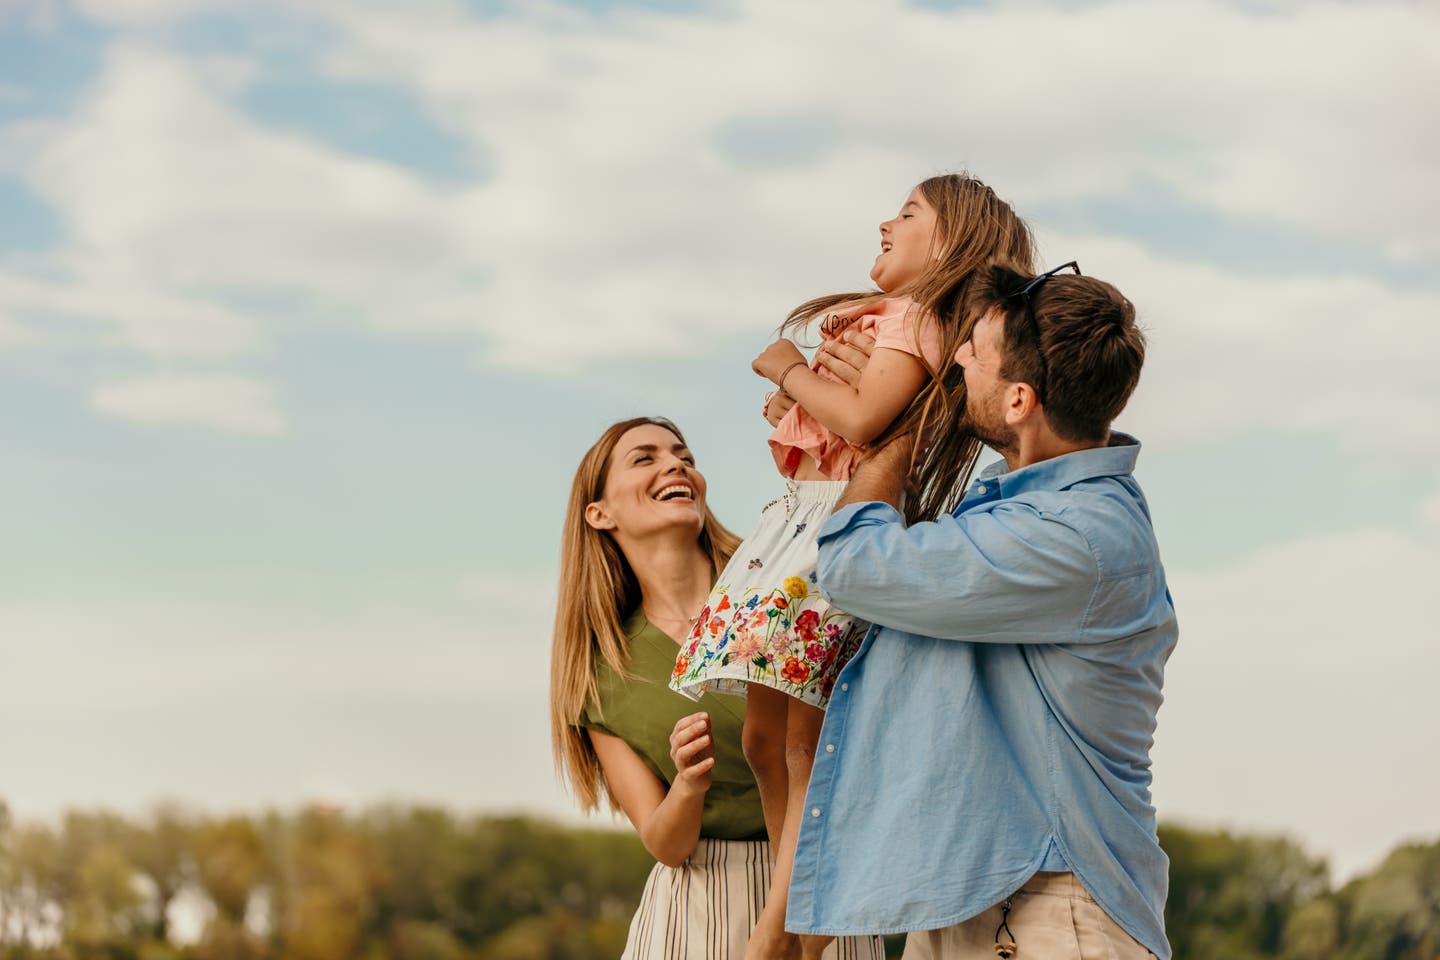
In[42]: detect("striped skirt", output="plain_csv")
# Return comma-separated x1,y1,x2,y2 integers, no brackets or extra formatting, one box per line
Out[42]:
621,838,886,959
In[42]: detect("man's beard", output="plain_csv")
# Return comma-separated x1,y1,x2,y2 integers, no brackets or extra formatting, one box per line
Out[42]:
957,392,1017,456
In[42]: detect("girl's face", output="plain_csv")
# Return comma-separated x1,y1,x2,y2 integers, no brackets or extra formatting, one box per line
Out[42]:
870,186,941,293
585,423,708,543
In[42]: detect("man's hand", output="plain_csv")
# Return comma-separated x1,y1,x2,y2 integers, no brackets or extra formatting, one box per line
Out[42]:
816,330,875,385
668,712,714,798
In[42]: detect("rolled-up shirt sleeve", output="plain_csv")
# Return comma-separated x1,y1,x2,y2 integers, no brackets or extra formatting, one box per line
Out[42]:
816,499,1100,643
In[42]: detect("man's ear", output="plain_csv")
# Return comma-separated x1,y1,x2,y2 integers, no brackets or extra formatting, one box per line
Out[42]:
584,501,615,531
1004,382,1040,425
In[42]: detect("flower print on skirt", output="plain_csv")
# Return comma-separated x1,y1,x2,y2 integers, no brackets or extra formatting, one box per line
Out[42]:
670,480,869,710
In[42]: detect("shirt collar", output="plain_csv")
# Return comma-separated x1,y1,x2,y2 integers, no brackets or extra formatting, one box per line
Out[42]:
977,432,1142,497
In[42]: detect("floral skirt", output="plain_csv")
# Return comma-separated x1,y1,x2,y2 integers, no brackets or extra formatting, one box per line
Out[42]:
621,838,885,959
670,480,868,710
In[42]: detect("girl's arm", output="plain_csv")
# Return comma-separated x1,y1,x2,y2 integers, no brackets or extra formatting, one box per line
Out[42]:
754,334,928,445
587,711,715,867
763,332,879,427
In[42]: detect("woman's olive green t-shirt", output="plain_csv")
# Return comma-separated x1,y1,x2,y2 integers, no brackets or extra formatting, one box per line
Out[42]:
581,611,767,841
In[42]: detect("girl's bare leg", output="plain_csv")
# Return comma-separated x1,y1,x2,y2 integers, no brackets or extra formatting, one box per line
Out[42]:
742,683,790,851
747,699,826,960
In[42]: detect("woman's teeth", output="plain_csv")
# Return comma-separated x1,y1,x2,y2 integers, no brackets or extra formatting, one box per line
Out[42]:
655,484,694,501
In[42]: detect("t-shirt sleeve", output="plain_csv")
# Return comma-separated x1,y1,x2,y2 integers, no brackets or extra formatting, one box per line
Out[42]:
579,699,606,733
869,300,941,368
578,662,622,735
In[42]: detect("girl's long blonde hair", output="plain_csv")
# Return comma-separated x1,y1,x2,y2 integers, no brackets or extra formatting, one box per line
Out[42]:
549,416,741,812
782,173,1036,521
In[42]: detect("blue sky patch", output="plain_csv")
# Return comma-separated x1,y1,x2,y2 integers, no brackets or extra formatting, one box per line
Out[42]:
168,8,333,62
166,10,484,183
1138,429,1433,571
237,67,484,184
0,13,108,125
0,175,61,252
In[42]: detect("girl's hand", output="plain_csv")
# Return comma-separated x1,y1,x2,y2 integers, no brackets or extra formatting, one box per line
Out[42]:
764,390,796,426
752,339,807,384
668,712,715,797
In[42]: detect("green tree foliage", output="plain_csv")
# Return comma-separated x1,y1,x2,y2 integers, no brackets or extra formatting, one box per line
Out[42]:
66,840,146,950
5,820,62,951
194,818,265,924
1160,825,1329,959
1282,898,1341,960
1336,842,1440,960
122,806,194,944
0,802,1435,960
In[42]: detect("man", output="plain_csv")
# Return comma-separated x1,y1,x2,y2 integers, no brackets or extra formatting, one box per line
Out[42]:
786,263,1177,959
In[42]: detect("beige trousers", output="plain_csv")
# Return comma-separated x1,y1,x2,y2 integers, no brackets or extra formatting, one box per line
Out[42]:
900,872,1159,960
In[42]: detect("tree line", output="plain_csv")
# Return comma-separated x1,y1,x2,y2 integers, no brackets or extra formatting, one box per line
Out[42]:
0,799,1435,960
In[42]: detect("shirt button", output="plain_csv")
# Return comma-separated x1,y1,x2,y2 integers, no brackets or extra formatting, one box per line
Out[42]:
976,484,987,494
840,683,849,692
811,808,821,818
825,743,835,753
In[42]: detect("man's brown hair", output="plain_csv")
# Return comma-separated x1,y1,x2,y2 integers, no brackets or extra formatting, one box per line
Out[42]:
979,265,1146,443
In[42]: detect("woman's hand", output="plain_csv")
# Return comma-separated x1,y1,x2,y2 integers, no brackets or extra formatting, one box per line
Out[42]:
752,339,807,385
669,712,715,797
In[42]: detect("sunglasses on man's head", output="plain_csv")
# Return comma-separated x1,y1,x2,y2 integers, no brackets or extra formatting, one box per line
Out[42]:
998,261,1081,406
1008,261,1081,302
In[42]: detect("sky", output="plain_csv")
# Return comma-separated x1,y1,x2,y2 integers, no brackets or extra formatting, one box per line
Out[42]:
0,0,1437,884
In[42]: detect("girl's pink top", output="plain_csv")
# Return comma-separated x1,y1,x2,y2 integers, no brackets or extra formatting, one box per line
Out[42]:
768,297,941,481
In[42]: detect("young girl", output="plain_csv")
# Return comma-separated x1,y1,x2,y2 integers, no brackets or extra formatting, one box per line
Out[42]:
670,173,1035,959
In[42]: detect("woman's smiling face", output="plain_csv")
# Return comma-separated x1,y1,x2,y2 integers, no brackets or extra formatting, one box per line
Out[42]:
870,185,941,292
585,422,708,542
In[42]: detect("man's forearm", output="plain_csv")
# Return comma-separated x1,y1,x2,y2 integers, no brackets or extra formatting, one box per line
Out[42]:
834,437,912,514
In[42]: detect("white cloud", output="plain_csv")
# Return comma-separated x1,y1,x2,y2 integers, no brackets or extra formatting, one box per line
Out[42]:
1041,228,1440,459
0,312,41,349
0,43,484,351
310,0,1440,269
1153,524,1440,880
0,268,260,358
4,0,1432,383
1420,490,1440,528
92,373,287,435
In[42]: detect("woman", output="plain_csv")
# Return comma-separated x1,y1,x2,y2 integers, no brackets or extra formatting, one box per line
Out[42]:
550,415,883,959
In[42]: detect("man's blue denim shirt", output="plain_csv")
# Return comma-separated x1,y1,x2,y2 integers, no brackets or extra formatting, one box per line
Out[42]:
787,434,1177,959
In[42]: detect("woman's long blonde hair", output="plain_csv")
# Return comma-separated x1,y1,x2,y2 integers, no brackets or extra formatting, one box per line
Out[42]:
783,173,1035,521
549,416,741,812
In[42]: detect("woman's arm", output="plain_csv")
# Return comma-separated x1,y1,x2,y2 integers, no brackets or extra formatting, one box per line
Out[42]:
753,335,927,445
587,711,715,867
